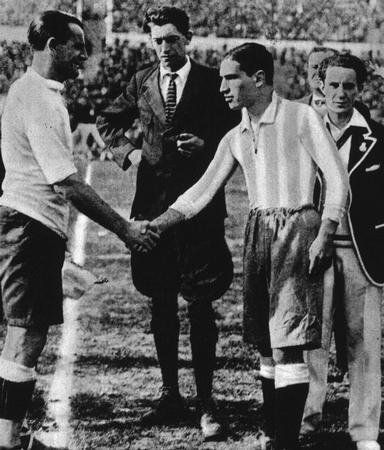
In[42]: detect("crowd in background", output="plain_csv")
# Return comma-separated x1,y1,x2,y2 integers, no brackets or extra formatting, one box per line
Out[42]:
112,0,374,42
2,38,384,129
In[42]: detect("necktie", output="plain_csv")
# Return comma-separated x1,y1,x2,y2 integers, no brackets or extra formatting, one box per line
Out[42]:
165,73,177,126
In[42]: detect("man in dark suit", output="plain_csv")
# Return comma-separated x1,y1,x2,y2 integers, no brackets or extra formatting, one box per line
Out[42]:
310,53,384,450
98,6,238,439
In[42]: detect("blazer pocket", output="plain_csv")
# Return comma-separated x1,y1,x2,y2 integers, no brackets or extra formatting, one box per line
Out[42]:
375,223,384,230
365,164,380,172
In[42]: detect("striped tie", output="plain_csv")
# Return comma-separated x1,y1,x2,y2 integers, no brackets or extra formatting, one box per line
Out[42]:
165,73,177,126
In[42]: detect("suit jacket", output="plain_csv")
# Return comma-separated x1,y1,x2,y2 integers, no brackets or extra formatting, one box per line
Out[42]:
98,60,239,226
346,118,384,286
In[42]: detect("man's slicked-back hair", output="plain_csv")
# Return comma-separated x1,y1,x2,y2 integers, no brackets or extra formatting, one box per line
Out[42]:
28,10,83,51
143,6,190,37
225,43,274,85
318,53,367,90
308,46,338,58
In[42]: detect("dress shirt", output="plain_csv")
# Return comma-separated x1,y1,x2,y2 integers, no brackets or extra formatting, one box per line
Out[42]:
159,57,191,104
0,67,77,238
171,92,348,224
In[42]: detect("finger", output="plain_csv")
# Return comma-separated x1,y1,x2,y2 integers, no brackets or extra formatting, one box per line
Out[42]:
178,133,194,139
308,255,315,275
178,148,193,157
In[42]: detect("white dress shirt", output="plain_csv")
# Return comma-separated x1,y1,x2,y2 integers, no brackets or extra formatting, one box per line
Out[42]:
159,57,192,104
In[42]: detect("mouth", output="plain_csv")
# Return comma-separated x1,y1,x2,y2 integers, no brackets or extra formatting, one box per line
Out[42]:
224,96,233,103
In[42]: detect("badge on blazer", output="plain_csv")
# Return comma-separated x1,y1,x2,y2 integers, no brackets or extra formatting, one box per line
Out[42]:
359,142,367,152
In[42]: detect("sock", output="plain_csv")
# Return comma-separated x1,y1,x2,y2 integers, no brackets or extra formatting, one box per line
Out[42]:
259,364,275,438
0,359,36,421
0,359,37,447
275,363,309,450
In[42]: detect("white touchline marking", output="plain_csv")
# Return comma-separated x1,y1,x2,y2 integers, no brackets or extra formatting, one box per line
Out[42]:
39,162,93,448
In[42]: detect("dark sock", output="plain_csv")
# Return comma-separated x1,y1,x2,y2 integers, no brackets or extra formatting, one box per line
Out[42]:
275,383,309,450
0,377,36,421
260,376,275,438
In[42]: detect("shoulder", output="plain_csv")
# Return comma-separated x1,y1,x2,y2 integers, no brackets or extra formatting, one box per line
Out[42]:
132,64,158,85
367,117,384,140
190,61,220,82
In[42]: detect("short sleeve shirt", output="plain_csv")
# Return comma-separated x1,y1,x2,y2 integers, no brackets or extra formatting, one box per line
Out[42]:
0,68,77,238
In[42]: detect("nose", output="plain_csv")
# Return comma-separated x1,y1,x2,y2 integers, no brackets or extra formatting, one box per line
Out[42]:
220,78,228,93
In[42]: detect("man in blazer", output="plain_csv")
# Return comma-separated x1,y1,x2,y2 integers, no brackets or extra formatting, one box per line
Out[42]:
311,53,384,450
97,6,239,439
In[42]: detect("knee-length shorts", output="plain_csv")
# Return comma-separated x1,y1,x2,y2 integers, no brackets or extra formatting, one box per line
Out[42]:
243,205,323,352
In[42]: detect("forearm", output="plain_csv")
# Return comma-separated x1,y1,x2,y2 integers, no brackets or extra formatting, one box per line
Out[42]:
56,176,128,240
151,208,185,234
317,217,338,241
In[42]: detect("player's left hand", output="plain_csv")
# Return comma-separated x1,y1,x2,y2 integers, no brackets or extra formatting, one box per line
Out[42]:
308,234,333,276
176,133,204,157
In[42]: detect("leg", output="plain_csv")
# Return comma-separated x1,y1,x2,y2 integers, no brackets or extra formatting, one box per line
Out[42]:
188,299,223,440
188,299,218,405
273,347,310,450
0,325,48,448
259,352,275,440
340,248,381,447
301,265,335,435
141,289,185,424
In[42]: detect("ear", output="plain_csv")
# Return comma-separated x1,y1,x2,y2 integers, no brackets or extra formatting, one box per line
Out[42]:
46,37,57,52
318,79,325,96
252,70,266,88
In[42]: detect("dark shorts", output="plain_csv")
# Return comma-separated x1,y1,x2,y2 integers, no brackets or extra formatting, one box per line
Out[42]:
131,221,233,302
243,205,323,351
0,206,66,328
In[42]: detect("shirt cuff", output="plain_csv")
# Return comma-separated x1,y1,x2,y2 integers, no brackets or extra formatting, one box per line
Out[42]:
321,204,346,223
170,197,196,219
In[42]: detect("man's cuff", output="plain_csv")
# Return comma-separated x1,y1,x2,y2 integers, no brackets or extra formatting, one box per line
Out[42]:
321,204,346,224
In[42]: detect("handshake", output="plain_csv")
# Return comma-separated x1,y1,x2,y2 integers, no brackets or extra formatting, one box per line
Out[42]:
122,219,163,253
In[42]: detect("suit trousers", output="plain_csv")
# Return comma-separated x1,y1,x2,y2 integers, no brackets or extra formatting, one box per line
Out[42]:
302,244,382,442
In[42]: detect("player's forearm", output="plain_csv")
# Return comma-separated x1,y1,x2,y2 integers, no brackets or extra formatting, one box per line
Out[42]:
55,175,129,240
150,208,185,234
317,217,338,240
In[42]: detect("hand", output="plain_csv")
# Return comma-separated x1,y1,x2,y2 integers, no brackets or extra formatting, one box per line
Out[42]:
176,133,204,157
368,60,384,79
308,233,333,276
122,220,160,253
128,149,142,168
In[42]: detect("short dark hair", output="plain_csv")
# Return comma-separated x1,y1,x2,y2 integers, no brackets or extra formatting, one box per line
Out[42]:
28,10,83,51
142,6,190,37
224,43,274,85
318,53,367,90
308,46,338,59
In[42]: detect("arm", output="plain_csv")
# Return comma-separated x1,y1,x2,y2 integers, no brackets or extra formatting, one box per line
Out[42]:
96,76,141,170
151,135,238,233
300,107,349,274
54,173,159,251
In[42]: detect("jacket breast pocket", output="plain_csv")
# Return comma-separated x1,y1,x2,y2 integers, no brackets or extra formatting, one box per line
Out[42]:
365,164,381,173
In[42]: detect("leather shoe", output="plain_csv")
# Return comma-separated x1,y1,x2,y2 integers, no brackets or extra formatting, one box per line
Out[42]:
199,400,225,441
140,387,187,426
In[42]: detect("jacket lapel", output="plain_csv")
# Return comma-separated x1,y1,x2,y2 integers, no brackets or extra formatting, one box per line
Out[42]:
348,124,377,175
141,65,166,124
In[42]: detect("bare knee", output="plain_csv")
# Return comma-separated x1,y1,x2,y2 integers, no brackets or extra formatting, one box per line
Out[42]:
1,326,49,367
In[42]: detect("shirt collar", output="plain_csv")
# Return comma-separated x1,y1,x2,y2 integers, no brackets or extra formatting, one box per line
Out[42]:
324,107,368,137
159,56,191,85
240,91,280,133
27,67,65,92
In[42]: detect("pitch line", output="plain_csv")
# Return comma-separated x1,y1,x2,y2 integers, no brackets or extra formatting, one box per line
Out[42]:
39,162,93,448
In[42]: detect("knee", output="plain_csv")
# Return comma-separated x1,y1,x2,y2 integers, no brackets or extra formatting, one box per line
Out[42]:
1,326,48,367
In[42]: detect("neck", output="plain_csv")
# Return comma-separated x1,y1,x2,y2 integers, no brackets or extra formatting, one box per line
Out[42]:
163,57,187,73
247,87,273,120
31,52,58,81
328,110,353,129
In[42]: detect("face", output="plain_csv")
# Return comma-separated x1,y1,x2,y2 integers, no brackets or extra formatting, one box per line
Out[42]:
308,50,334,93
323,66,358,118
219,58,257,110
52,23,87,81
149,23,190,72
